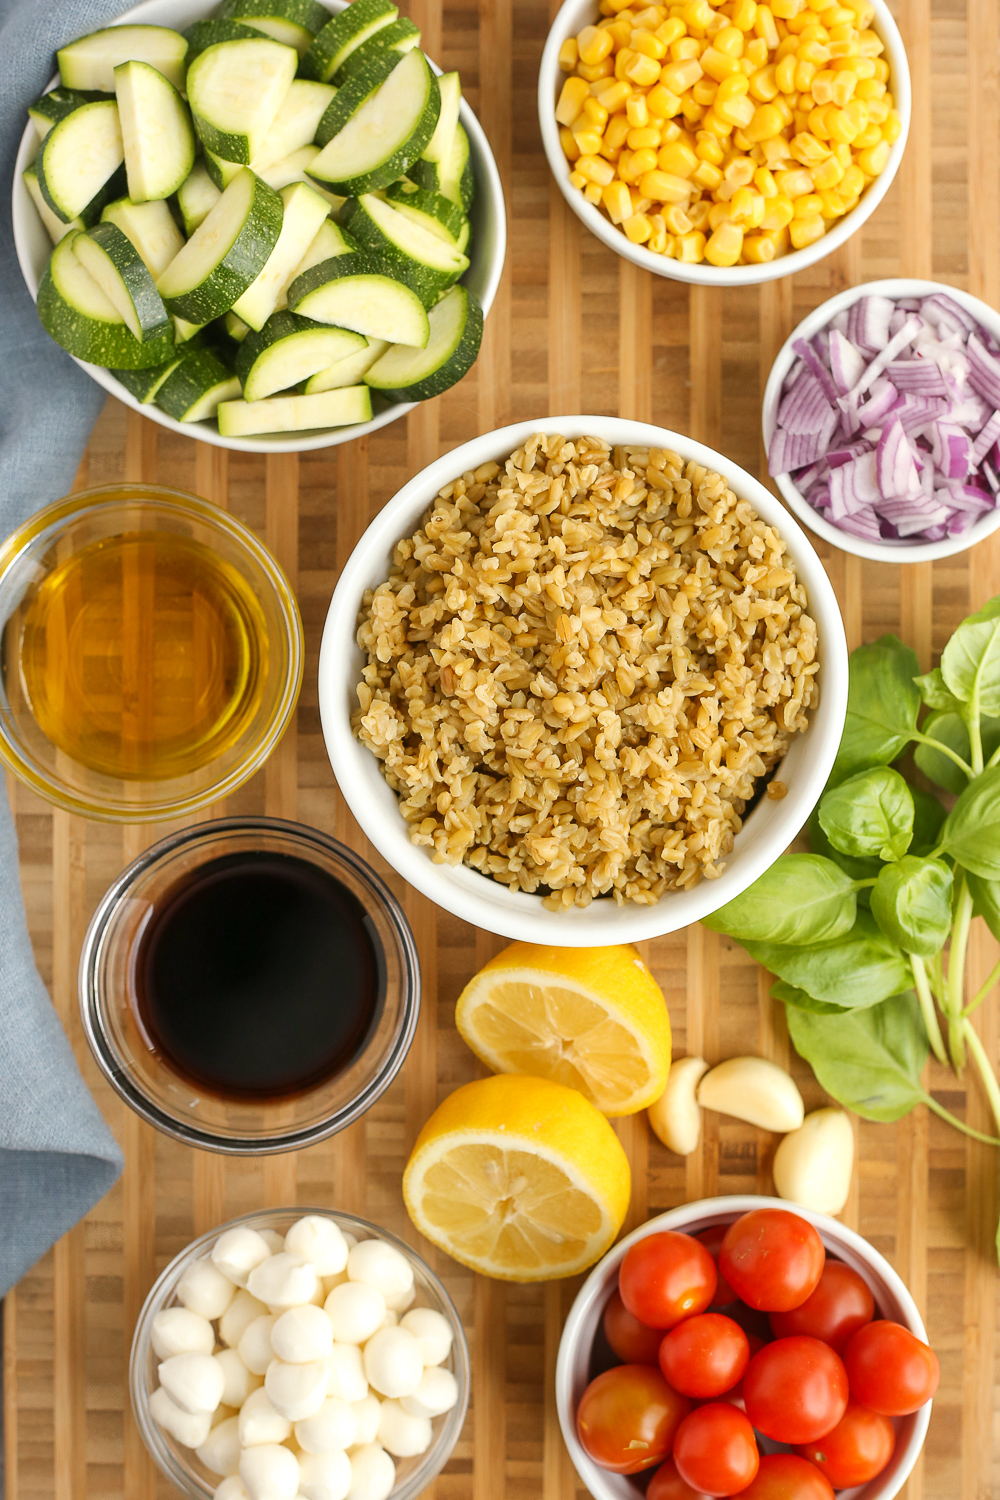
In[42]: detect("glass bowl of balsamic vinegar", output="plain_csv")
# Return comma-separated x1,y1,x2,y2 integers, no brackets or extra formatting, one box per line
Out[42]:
80,819,420,1153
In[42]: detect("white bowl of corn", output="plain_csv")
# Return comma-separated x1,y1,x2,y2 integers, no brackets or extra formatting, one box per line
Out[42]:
538,0,910,283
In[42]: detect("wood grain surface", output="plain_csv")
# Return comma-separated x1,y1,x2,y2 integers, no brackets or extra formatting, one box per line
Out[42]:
6,0,1000,1495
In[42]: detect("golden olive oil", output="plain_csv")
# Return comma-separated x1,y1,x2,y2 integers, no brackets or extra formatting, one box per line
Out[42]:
11,530,268,780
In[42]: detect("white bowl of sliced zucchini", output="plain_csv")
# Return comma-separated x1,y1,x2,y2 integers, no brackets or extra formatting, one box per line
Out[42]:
12,0,506,451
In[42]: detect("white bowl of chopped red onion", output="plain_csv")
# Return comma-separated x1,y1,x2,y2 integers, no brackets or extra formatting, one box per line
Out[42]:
762,279,1000,562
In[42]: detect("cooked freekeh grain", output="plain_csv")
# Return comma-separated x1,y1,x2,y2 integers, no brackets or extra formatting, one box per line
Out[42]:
354,433,819,909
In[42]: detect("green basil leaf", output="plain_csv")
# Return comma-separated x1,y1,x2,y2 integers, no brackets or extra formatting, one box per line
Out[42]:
702,854,857,945
910,788,948,858
914,710,972,794
942,605,1000,715
914,667,960,712
968,871,1000,942
807,806,883,881
833,636,921,781
786,992,929,1123
939,765,1000,879
819,766,914,862
870,856,953,956
742,911,911,1008
771,980,853,1015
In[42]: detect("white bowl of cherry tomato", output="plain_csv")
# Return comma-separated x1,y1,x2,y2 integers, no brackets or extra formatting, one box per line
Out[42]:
556,1196,937,1500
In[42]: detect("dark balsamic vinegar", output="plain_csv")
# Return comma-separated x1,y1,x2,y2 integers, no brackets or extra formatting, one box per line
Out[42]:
134,851,383,1099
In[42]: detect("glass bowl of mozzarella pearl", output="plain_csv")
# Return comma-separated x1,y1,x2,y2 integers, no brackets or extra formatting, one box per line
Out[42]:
130,1208,470,1500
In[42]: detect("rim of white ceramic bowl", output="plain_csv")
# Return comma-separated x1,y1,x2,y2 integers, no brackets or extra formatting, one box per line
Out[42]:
129,1206,470,1500
318,415,849,945
555,1196,932,1500
762,276,1000,562
12,0,507,454
537,0,911,287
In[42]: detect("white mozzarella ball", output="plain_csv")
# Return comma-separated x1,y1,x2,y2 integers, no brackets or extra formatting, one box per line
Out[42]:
239,1316,278,1377
350,1394,381,1447
214,1479,249,1500
295,1397,358,1455
212,1227,273,1289
285,1217,349,1277
297,1449,352,1500
376,1310,398,1332
347,1242,413,1309
322,1271,349,1297
220,1290,269,1350
400,1366,459,1420
248,1253,319,1311
215,1348,262,1409
346,1444,395,1500
149,1386,213,1448
265,1359,329,1422
152,1307,215,1360
238,1387,293,1447
385,1284,415,1314
158,1352,226,1415
271,1305,335,1364
376,1399,432,1458
399,1307,453,1368
324,1283,385,1346
362,1327,422,1400
326,1345,368,1404
176,1258,237,1321
342,1233,357,1250
239,1442,300,1500
259,1230,286,1254
195,1415,241,1477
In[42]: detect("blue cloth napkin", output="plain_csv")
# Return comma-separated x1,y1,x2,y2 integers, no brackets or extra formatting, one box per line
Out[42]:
0,0,132,1295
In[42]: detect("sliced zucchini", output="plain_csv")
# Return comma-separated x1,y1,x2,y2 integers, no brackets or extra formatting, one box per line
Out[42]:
339,193,467,306
113,349,190,402
218,0,329,56
304,336,387,392
411,120,473,209
175,161,221,234
250,80,336,174
309,47,438,196
365,282,481,400
232,179,332,329
101,197,184,277
287,251,429,346
421,71,461,164
289,216,356,282
174,314,207,342
313,51,398,146
156,344,242,421
225,311,252,341
204,149,242,190
218,384,373,435
385,179,467,245
156,166,283,322
57,25,189,93
235,310,366,398
186,37,297,165
115,60,195,202
183,18,261,61
300,0,398,83
74,222,171,342
23,167,82,244
334,17,419,82
28,88,101,142
36,99,124,224
38,231,175,368
254,144,344,211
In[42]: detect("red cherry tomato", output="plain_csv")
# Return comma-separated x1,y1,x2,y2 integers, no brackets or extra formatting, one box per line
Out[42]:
843,1320,940,1415
730,1453,835,1499
743,1336,848,1443
720,1209,825,1313
648,1457,712,1499
659,1314,750,1399
673,1404,760,1497
716,1334,764,1409
619,1231,718,1330
603,1289,665,1365
770,1262,874,1353
576,1364,690,1474
794,1398,896,1487
696,1226,739,1305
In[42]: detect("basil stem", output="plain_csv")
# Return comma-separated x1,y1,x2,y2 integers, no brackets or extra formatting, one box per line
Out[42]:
910,954,948,1065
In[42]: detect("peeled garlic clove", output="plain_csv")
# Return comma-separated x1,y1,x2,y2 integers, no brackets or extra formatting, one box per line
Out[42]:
773,1108,854,1216
196,1414,241,1477
149,1386,213,1448
697,1056,805,1133
647,1056,709,1155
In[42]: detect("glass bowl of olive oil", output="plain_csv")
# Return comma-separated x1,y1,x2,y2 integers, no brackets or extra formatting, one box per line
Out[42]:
0,484,301,819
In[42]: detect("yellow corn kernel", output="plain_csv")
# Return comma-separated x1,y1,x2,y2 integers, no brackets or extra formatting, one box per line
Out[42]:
728,184,757,218
684,0,715,29
708,199,735,228
605,16,632,44
577,57,616,81
698,107,730,137
791,130,830,163
818,187,847,215
633,6,667,27
808,105,831,138
695,129,726,162
717,69,750,103
578,24,615,64
833,138,852,164
789,212,825,246
661,57,704,92
762,130,793,162
797,37,830,63
691,158,723,188
826,105,859,142
555,76,591,126
754,3,780,47
716,24,746,55
732,0,758,28
866,97,889,122
646,82,683,117
661,119,684,142
792,191,824,216
748,64,779,101
855,76,885,101
701,45,741,80
628,125,663,148
559,38,579,71
744,101,786,141
658,140,699,175
619,146,660,179
680,98,705,125
677,229,707,260
583,97,610,129
632,195,654,214
753,165,778,195
583,180,603,203
657,204,688,235
626,94,651,127
648,218,670,254
775,53,797,92
843,97,869,131
594,78,633,111
623,210,653,241
568,168,586,189
625,51,659,85
639,168,694,201
670,35,703,60
742,232,775,260
704,221,743,263
810,152,844,188
854,121,881,149
761,191,794,227
855,137,890,175
850,55,875,77
881,108,901,145
745,37,768,66
656,16,688,46
687,197,712,228
693,78,720,104
774,32,799,59
822,4,855,22
775,165,814,195
604,113,632,150
857,27,884,54
602,179,635,222
605,0,636,11
792,60,815,93
772,0,802,15
632,26,668,58
716,90,755,126
829,69,857,103
615,46,636,79
572,127,604,155
577,153,617,185
837,161,863,195
559,126,581,162
810,68,835,103
723,153,756,185
871,56,889,80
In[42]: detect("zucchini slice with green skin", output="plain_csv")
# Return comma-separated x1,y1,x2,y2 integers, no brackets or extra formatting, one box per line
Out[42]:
287,250,429,346
365,282,481,400
23,167,82,244
115,60,195,203
313,52,399,147
289,217,357,283
75,222,171,342
255,145,344,212
28,88,101,142
174,314,207,343
411,120,473,209
309,47,439,196
218,0,329,57
36,99,124,224
183,18,261,61
186,37,297,165
101,197,184,277
250,79,336,174
156,345,241,421
204,150,242,191
304,335,388,392
113,347,191,402
339,193,468,307
218,384,372,436
38,232,175,368
156,167,283,323
225,311,252,341
232,179,332,330
300,0,398,84
57,25,189,94
175,161,221,234
385,180,467,245
333,17,420,82
236,310,366,399
421,71,461,164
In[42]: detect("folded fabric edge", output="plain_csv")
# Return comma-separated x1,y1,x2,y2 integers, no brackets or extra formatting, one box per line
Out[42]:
0,1145,122,1299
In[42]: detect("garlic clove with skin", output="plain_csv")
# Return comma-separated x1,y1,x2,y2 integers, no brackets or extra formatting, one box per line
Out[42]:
773,1107,855,1215
697,1056,805,1133
647,1056,709,1155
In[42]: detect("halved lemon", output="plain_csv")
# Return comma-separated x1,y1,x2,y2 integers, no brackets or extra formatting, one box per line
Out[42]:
454,942,672,1116
402,1074,631,1282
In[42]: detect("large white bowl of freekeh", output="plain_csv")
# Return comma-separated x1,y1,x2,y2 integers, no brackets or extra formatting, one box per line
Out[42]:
11,0,506,453
318,416,849,945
